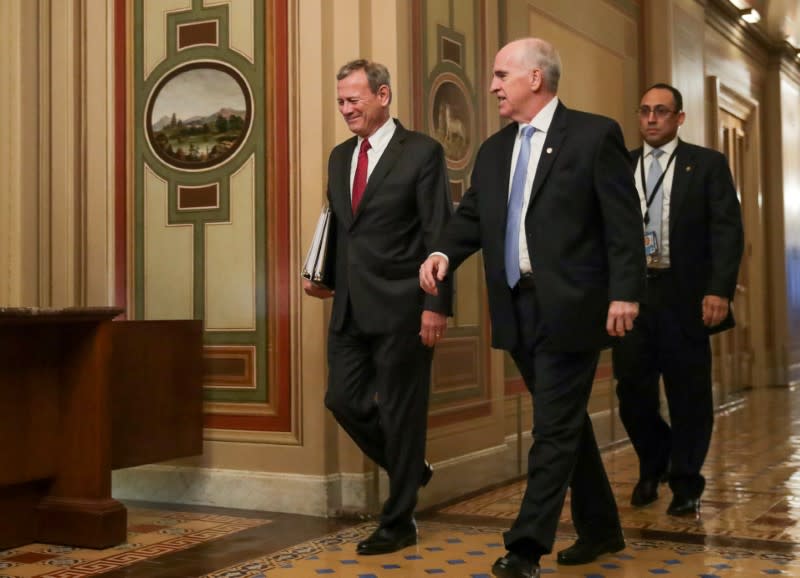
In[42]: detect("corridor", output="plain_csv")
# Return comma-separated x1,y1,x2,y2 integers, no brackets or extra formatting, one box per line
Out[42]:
3,386,800,577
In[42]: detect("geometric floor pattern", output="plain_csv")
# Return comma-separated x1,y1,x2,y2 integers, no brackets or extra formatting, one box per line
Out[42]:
204,520,800,577
0,509,269,578
444,387,800,545
6,387,800,577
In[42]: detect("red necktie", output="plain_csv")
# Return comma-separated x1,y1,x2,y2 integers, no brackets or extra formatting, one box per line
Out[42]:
351,139,371,214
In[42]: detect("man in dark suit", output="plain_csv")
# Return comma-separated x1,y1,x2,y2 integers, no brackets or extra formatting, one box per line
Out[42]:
613,83,743,517
420,38,645,578
303,59,452,555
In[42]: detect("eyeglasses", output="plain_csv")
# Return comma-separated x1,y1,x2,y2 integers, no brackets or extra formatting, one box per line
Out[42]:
637,105,678,118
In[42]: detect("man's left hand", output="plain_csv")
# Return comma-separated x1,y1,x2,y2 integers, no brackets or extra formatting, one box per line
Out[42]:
606,300,639,337
420,310,448,347
703,295,729,327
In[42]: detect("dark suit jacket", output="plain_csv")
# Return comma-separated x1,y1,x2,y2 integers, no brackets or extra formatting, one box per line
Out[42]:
436,102,646,352
326,120,453,334
631,140,744,336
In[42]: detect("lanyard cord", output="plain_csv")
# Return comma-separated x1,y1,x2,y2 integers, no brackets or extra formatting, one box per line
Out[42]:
640,148,677,226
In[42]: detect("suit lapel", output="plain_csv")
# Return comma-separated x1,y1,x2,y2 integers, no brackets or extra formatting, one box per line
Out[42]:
496,124,516,229
669,140,692,236
350,120,408,229
335,137,358,229
528,102,567,205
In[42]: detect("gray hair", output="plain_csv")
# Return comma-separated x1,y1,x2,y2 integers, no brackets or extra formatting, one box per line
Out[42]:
518,38,561,93
337,59,392,96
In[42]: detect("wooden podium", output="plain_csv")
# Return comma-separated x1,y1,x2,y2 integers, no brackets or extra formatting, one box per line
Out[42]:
0,307,203,549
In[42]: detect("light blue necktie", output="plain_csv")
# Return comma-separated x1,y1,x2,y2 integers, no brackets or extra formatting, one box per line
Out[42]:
505,125,535,287
645,148,665,249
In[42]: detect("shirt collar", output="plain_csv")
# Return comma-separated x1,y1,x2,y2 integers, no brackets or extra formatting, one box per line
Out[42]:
518,96,559,137
644,136,679,158
358,117,396,153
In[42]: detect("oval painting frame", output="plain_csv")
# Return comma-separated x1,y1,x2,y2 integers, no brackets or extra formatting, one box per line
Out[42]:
145,60,253,172
428,73,474,172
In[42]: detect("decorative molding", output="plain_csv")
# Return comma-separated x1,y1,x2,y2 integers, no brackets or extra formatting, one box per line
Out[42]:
705,0,797,75
177,19,219,50
203,345,256,389
178,183,220,210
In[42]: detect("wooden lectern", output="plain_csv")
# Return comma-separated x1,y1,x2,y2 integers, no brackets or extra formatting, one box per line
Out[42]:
0,307,203,549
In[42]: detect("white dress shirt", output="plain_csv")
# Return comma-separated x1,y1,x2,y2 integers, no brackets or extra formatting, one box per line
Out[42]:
636,136,678,267
349,118,396,200
511,96,559,275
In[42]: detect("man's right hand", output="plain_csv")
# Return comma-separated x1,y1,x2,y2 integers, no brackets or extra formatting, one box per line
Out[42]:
303,278,334,299
419,255,449,296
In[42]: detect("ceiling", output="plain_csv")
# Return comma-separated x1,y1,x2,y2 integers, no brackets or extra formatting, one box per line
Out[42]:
732,0,800,47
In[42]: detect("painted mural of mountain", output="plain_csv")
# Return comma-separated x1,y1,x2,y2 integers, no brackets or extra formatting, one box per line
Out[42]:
152,115,172,131
152,108,247,131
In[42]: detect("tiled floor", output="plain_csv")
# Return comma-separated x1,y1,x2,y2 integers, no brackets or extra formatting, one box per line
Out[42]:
5,386,800,577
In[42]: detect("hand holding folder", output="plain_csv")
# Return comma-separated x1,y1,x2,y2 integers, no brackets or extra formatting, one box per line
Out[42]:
301,206,335,290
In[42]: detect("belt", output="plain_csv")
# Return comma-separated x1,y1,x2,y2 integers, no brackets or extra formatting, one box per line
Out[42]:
646,268,671,279
515,272,536,290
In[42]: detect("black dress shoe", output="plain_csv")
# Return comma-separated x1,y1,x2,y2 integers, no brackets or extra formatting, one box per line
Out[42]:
556,536,625,565
356,523,417,555
631,478,660,507
491,552,540,578
667,496,700,517
421,460,434,487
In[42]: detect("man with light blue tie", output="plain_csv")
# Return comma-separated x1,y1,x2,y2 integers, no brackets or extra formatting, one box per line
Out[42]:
613,83,743,518
419,38,646,577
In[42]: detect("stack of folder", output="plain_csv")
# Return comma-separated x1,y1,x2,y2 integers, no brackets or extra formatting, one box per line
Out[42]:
301,206,335,289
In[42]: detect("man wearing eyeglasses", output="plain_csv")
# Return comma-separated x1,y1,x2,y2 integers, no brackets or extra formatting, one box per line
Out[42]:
613,83,743,517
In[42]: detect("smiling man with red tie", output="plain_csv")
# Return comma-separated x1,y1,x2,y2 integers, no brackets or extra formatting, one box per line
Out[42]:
303,59,452,556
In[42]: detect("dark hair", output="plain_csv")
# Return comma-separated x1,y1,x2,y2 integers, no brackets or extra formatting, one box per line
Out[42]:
336,59,391,96
644,83,683,112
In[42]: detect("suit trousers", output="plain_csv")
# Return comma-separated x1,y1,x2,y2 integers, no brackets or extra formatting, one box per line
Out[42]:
504,284,622,555
325,306,433,529
613,272,713,499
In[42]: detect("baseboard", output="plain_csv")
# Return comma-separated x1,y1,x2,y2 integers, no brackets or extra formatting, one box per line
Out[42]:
112,465,360,517
112,441,522,517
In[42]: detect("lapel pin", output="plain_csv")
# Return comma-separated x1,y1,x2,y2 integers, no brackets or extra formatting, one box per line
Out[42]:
686,166,692,172
546,147,553,154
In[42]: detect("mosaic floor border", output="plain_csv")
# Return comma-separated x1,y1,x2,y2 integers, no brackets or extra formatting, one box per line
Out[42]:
204,520,800,578
0,509,270,578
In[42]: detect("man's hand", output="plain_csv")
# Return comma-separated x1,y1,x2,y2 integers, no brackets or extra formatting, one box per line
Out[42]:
419,255,448,295
702,295,729,327
607,300,639,337
303,278,334,299
420,310,448,347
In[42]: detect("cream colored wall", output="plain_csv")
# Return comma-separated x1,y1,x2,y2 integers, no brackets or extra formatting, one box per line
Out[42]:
505,0,640,144
0,0,115,309
670,0,706,146
0,0,39,306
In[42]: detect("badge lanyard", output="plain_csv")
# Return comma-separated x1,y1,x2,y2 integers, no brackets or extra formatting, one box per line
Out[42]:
640,149,677,226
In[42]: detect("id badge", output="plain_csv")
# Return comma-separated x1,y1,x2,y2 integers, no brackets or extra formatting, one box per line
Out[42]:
644,230,659,257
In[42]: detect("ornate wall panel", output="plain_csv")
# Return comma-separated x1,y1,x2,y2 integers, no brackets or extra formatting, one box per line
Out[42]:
413,0,491,427
124,0,292,438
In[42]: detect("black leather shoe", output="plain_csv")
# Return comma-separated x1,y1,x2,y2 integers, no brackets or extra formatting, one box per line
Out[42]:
667,496,700,517
631,478,660,507
491,552,540,578
356,524,417,555
556,536,625,565
421,460,434,487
